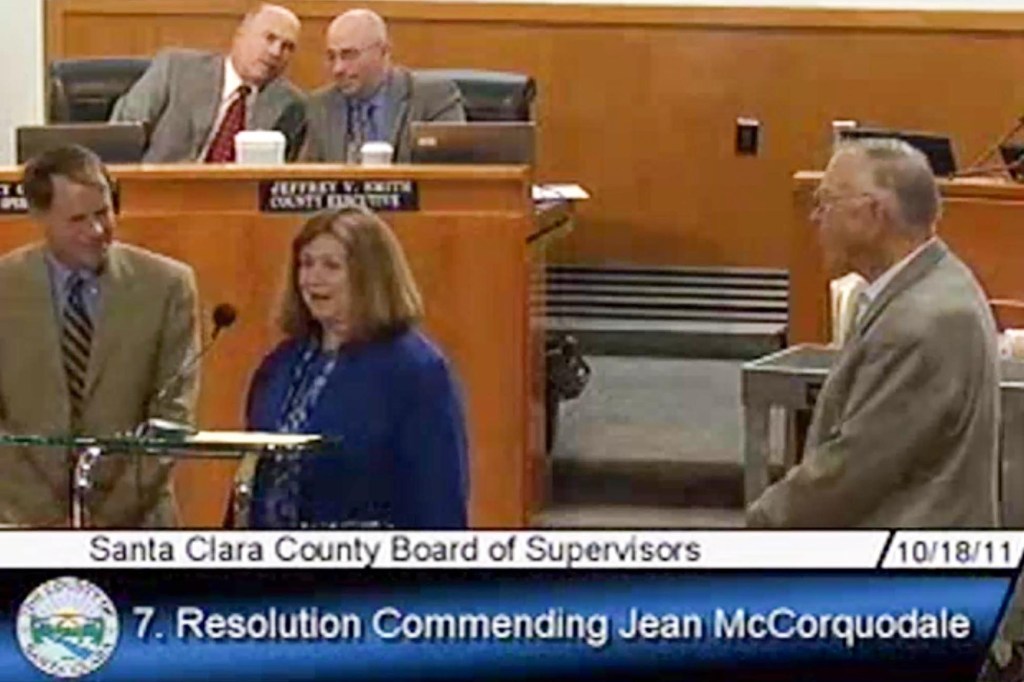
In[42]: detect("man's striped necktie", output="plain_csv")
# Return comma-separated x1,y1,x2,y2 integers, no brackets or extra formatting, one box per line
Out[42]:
204,84,251,163
62,273,92,424
346,101,376,163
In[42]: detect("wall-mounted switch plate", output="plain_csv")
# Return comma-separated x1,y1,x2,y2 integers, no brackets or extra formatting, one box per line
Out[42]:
736,117,760,156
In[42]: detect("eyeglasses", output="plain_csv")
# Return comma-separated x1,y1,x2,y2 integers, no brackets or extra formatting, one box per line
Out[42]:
327,42,383,63
810,190,875,217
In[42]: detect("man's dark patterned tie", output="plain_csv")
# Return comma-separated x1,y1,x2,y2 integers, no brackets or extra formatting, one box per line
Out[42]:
62,273,92,424
346,101,376,163
204,84,251,163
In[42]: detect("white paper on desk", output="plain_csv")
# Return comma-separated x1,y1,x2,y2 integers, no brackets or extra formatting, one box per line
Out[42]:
190,431,322,446
532,184,590,201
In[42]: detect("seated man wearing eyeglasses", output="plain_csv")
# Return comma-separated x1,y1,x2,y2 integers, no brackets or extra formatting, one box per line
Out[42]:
300,9,466,164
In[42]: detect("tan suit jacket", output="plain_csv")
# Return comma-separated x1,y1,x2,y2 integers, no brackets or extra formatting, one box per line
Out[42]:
0,242,200,527
748,239,1000,528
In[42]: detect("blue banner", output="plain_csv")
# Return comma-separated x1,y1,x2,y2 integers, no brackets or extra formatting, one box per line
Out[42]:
0,570,1014,681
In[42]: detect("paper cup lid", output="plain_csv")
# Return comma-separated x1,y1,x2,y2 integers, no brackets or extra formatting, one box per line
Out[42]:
235,130,286,142
361,141,394,153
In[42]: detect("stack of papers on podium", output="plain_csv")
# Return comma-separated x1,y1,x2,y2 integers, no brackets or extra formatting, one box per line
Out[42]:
190,431,322,446
532,184,590,201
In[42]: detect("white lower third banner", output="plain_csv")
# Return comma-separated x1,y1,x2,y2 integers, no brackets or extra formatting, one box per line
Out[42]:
0,530,1019,569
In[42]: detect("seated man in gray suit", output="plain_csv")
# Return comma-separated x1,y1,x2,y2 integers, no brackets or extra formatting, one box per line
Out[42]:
302,8,466,163
110,3,306,163
748,137,1000,529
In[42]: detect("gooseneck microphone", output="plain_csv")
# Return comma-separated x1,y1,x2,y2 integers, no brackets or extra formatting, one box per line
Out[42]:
958,115,1024,176
211,303,237,340
151,302,238,408
951,154,1024,179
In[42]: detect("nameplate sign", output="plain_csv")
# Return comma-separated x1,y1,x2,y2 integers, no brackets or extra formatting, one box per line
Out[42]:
259,179,419,213
0,182,123,216
0,182,28,214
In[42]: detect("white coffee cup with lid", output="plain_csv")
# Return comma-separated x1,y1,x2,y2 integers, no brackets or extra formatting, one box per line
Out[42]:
360,141,394,166
234,130,286,165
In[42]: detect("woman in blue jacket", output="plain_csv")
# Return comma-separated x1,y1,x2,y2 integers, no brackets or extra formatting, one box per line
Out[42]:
244,206,468,529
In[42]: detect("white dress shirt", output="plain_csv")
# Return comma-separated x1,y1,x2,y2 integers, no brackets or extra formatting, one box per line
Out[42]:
855,236,936,328
199,58,257,159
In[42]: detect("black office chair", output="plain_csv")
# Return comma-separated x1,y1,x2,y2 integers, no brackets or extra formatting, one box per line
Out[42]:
413,68,536,122
49,57,152,123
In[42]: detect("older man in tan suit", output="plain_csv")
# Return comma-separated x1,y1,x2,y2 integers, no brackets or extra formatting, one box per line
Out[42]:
748,138,1000,528
0,145,200,527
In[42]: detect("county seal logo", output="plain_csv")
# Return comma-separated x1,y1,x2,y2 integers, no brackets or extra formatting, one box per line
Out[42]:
16,577,120,679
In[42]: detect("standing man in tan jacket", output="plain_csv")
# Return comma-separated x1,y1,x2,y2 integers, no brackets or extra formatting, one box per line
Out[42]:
0,144,200,527
747,137,1000,528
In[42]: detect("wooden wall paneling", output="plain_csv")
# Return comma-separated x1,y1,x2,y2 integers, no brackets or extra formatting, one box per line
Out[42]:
42,1,1024,269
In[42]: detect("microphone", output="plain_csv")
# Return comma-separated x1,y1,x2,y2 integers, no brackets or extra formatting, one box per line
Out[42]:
951,153,1024,179
958,115,1024,176
147,302,238,420
211,303,237,340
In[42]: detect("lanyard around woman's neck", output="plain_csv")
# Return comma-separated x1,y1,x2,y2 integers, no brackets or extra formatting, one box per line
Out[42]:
276,338,339,433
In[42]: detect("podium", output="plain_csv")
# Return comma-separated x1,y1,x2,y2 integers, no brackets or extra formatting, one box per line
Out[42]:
741,344,1024,526
0,164,553,528
790,173,1024,344
0,428,335,528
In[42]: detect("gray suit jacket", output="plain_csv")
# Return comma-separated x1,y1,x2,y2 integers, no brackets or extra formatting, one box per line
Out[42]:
747,239,1000,528
110,49,307,163
301,66,466,163
0,243,200,527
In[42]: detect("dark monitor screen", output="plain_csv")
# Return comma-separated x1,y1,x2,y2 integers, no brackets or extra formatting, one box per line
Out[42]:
16,123,146,164
999,144,1024,181
838,128,957,177
409,122,535,165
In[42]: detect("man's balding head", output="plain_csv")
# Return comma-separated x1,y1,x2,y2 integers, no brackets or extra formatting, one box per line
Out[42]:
812,138,940,279
329,9,388,45
325,9,392,98
845,139,941,236
231,3,301,87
